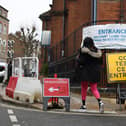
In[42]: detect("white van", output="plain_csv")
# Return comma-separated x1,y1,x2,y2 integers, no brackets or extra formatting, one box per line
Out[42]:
0,62,8,83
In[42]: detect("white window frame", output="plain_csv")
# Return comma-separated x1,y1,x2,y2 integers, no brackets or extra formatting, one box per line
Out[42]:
3,24,7,34
0,9,2,15
3,12,7,18
0,23,2,33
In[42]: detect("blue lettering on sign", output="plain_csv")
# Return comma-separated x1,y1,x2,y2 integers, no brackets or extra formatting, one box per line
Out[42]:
98,29,126,34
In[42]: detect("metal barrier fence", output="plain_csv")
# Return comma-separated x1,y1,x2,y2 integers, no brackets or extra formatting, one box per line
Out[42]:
48,20,126,88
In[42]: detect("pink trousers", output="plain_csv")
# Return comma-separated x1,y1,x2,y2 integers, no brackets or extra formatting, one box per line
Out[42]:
81,81,100,100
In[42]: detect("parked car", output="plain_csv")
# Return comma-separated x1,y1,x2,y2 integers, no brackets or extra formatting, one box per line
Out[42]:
0,62,8,83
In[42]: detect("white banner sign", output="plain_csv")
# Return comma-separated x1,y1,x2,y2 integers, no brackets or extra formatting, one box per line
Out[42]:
82,24,126,49
41,30,51,46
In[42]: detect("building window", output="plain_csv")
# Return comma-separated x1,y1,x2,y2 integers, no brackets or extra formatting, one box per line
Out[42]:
0,23,2,33
3,24,7,34
0,38,2,45
0,9,2,15
3,12,7,18
3,40,6,47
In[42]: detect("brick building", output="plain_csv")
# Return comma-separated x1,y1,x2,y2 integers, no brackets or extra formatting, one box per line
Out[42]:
0,5,9,62
8,33,25,58
39,0,126,86
40,0,126,47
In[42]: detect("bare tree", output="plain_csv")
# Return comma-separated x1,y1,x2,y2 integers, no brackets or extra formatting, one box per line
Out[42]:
19,26,40,57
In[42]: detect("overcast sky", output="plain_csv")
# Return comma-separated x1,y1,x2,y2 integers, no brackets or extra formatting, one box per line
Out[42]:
0,0,52,40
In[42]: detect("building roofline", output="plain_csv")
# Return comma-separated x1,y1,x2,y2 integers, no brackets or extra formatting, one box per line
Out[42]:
0,5,8,12
0,15,9,21
39,10,51,21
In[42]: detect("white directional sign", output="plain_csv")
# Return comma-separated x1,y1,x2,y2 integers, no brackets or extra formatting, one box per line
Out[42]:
48,87,59,92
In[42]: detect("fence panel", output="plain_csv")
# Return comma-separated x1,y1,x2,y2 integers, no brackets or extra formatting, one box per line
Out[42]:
49,20,126,88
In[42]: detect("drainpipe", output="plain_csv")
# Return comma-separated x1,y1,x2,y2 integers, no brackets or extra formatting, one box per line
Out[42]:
43,21,48,63
63,0,66,40
92,0,97,25
62,0,66,57
120,0,124,23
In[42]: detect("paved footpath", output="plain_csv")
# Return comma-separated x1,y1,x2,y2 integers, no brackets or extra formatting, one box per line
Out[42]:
70,92,126,115
0,84,126,116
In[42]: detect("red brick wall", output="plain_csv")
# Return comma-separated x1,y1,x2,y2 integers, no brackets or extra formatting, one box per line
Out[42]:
42,21,50,30
97,0,120,21
41,0,126,49
123,0,126,20
8,34,25,58
51,16,63,46
42,0,91,47
65,0,91,56
41,0,126,59
66,0,91,36
52,0,64,11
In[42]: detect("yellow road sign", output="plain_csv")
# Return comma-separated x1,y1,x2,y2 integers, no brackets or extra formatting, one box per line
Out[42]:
106,52,126,83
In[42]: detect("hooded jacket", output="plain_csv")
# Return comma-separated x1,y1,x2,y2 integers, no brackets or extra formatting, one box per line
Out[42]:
79,47,102,83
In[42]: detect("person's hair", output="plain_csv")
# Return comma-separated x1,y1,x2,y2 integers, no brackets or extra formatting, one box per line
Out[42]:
82,37,94,48
82,37,98,52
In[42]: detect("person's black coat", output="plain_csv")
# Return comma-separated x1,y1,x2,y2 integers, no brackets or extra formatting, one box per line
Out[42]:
7,61,12,81
78,48,102,83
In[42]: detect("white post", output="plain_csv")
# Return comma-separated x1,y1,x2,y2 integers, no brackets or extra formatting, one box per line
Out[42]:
19,57,22,77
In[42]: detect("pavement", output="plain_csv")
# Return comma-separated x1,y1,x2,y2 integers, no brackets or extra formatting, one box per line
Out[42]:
0,84,126,116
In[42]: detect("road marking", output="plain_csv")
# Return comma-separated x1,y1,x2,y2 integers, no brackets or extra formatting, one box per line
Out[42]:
13,124,21,126
9,115,18,122
7,109,21,126
8,109,14,114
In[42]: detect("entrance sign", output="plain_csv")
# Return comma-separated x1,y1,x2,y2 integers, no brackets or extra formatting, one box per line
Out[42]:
43,78,70,97
82,24,126,49
106,52,126,83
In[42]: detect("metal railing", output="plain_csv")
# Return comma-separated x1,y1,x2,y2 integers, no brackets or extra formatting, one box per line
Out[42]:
48,20,126,88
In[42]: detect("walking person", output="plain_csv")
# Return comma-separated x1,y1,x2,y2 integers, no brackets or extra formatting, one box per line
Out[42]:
7,60,12,82
78,37,104,113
